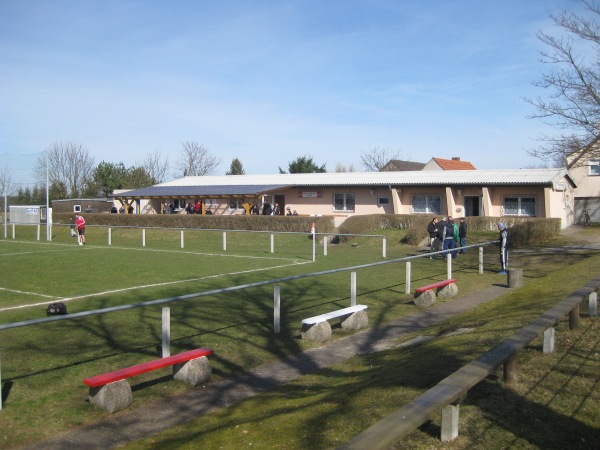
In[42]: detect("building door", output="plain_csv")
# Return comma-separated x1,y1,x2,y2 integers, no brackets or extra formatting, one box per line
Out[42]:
274,194,285,215
463,196,481,217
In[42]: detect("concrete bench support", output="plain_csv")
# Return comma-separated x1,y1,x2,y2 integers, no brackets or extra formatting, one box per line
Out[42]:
503,354,518,385
543,327,555,353
589,292,597,317
441,403,459,442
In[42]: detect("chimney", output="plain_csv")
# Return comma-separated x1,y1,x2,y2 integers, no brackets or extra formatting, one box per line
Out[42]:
452,157,461,161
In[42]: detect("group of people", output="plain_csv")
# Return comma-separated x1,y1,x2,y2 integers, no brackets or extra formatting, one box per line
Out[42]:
427,216,467,260
427,216,508,273
249,201,298,216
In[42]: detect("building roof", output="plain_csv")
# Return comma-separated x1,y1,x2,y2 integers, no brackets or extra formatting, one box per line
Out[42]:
429,157,476,170
115,169,572,198
381,160,426,171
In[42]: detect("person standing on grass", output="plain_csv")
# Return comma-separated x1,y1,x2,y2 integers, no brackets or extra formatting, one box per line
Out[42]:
459,218,467,254
498,222,508,274
75,213,86,246
427,217,439,258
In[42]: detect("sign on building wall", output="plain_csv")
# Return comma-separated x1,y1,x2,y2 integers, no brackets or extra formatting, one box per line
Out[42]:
298,192,322,198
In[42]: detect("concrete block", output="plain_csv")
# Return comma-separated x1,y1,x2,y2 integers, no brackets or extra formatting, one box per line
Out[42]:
301,320,332,341
507,268,523,288
88,379,132,413
173,356,212,387
341,310,368,330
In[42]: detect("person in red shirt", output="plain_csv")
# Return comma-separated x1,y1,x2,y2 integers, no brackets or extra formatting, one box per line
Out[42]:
75,213,86,246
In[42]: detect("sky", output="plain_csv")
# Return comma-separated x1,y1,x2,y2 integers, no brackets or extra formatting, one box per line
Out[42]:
0,0,586,190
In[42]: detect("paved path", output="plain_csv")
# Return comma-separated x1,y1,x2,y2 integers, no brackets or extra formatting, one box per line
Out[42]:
28,284,509,450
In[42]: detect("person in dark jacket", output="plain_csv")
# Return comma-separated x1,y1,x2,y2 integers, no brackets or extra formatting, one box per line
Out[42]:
427,217,439,257
442,217,456,260
458,218,467,254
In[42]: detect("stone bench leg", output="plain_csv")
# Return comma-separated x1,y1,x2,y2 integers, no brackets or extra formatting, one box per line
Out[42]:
88,379,132,413
341,310,368,330
438,282,458,298
173,356,212,387
301,321,332,342
415,290,436,307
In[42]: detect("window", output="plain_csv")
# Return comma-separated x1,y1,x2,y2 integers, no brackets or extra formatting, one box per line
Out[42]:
229,199,242,210
504,196,536,216
589,159,600,175
334,193,355,212
378,197,390,206
411,194,441,214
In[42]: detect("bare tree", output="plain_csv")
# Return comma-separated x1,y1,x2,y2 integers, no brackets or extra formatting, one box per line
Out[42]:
176,142,221,177
34,141,95,198
140,151,169,183
335,162,356,172
0,165,14,196
525,0,600,168
360,146,401,171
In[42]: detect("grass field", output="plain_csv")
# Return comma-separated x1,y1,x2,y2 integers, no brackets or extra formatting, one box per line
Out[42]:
2,224,597,448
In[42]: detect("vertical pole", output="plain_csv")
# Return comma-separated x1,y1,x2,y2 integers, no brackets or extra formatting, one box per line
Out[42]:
351,272,357,306
142,228,146,247
223,231,227,251
405,261,411,294
36,224,40,241
180,230,184,249
324,235,328,256
162,307,171,358
543,327,555,353
569,303,581,330
589,292,597,317
382,237,387,258
447,254,452,279
270,233,274,253
312,232,316,262
274,285,281,334
503,354,518,384
108,227,112,246
12,223,15,239
478,247,484,274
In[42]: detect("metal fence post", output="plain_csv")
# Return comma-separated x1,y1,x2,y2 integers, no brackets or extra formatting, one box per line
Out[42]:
223,231,227,251
180,230,184,249
142,228,146,247
274,285,280,334
36,224,40,241
324,236,328,256
162,307,170,357
479,247,484,274
351,272,357,306
447,255,452,279
405,261,411,294
270,233,275,254
383,237,387,258
108,227,112,246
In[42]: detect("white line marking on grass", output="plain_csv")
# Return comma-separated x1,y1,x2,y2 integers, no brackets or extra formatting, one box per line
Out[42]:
0,260,311,313
0,286,61,299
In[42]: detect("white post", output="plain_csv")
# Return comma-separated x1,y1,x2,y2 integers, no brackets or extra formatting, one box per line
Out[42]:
274,285,281,334
36,224,40,241
312,232,316,262
142,228,146,247
479,247,484,274
223,231,227,251
543,327,555,353
270,233,274,253
447,254,452,279
323,235,328,256
108,227,112,246
162,307,171,357
589,292,598,317
180,230,184,249
441,403,459,441
382,237,387,258
351,272,357,306
12,223,15,239
405,261,411,294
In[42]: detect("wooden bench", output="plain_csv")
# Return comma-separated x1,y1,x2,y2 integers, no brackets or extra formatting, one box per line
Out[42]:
84,348,213,413
301,305,368,342
414,279,457,307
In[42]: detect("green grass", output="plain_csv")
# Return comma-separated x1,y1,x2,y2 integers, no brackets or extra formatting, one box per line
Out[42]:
1,226,599,448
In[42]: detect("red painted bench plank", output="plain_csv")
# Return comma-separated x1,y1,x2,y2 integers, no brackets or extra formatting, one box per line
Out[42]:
84,348,213,388
415,279,456,294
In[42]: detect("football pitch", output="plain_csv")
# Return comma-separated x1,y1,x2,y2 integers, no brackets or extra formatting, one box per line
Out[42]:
0,227,490,447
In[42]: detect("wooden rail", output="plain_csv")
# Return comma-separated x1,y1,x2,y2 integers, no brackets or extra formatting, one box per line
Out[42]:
339,276,600,450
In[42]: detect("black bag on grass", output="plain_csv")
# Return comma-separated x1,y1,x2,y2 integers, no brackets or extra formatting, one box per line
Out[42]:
46,302,67,315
